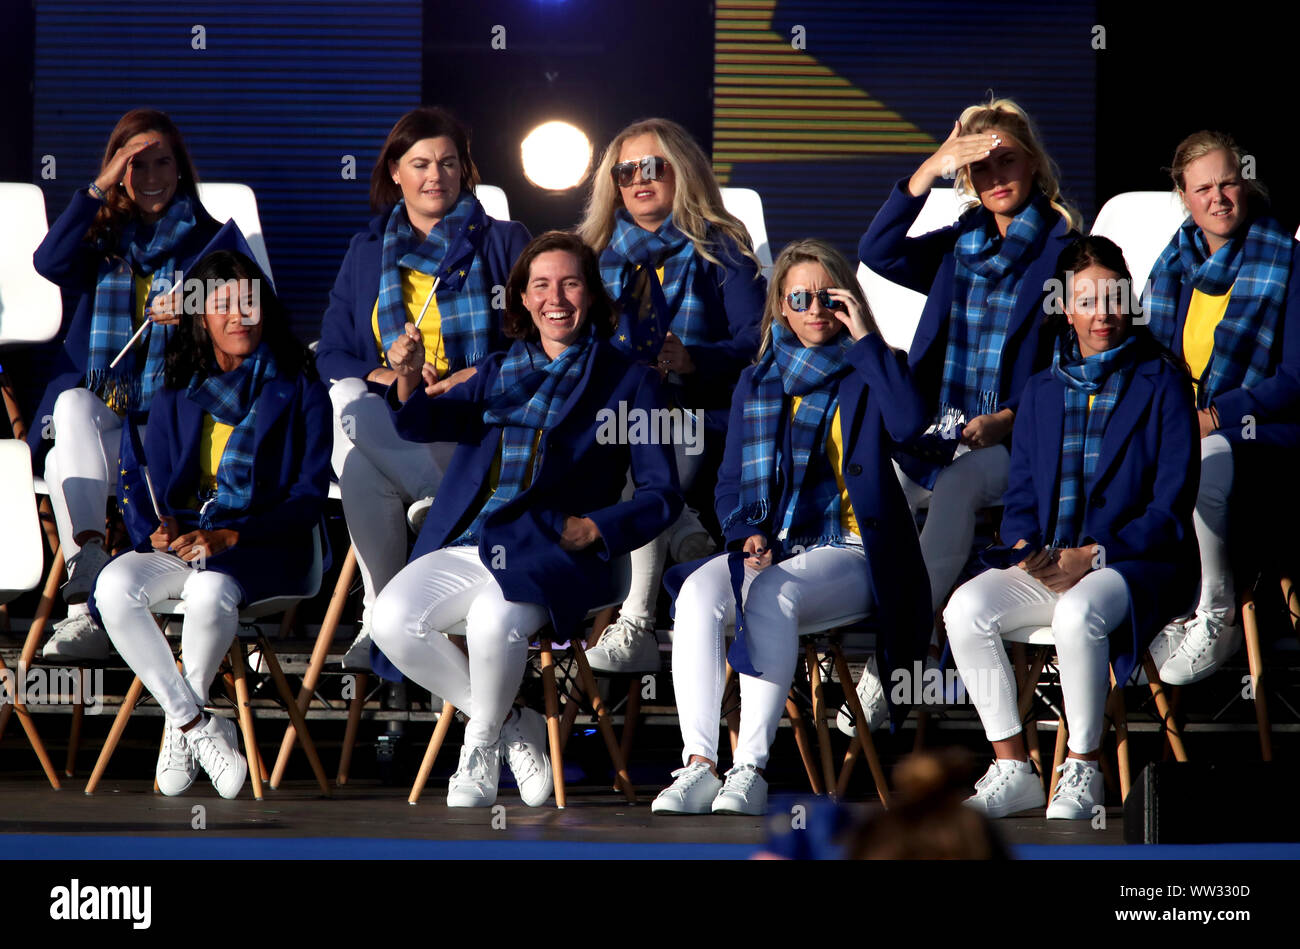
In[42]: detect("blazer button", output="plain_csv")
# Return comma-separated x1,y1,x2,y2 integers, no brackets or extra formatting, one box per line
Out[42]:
846,463,863,476
861,517,879,529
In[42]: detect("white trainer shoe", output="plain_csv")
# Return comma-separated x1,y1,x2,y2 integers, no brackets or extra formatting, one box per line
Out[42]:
964,759,1045,818
1144,618,1188,676
651,761,723,815
711,763,768,816
667,506,717,562
1046,758,1104,820
406,496,434,534
499,707,553,807
62,538,111,605
187,714,248,800
341,628,372,672
41,612,112,661
447,743,501,807
1157,612,1243,686
584,616,661,674
155,719,198,796
836,655,888,737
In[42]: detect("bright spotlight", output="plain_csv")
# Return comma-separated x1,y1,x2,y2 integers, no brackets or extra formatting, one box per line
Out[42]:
520,121,592,191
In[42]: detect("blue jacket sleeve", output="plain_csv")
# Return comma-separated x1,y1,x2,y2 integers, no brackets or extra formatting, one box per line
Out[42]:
857,178,962,295
679,243,765,407
715,368,760,549
33,189,103,293
315,232,378,384
847,333,927,445
998,376,1043,549
387,358,494,444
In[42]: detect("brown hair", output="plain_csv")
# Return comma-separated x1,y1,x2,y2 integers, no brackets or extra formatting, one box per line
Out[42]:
502,231,616,342
370,107,480,211
1168,129,1269,208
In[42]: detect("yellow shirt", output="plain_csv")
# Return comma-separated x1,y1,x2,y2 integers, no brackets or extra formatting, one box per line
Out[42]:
789,397,859,537
133,274,151,329
197,413,236,499
1184,285,1234,394
371,269,450,377
483,430,544,496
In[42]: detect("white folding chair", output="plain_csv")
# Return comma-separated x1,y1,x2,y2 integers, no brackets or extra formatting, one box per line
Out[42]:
1089,191,1188,299
476,184,511,222
0,183,63,350
195,182,275,284
720,186,773,278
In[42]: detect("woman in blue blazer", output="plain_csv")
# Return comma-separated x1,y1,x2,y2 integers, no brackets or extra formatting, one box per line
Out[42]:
1144,132,1300,686
33,109,221,661
94,249,332,800
651,239,931,817
315,107,530,670
576,117,766,676
369,232,682,808
858,98,1079,686
945,236,1199,820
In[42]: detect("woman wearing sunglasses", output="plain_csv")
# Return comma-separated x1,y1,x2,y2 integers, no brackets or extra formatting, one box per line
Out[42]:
652,239,929,816
944,236,1198,819
316,107,530,671
576,117,766,677
854,97,1079,724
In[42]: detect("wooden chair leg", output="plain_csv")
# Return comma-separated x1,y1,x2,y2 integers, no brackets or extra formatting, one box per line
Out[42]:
409,701,456,805
65,669,85,778
722,662,740,757
0,547,65,744
258,636,330,796
1241,592,1272,761
273,544,357,787
1108,668,1130,803
1023,703,1044,792
337,672,369,786
227,643,263,801
618,679,641,787
805,643,837,795
1047,715,1068,802
539,636,567,809
557,691,581,758
587,605,618,649
835,742,856,799
1015,646,1049,723
786,694,825,795
572,643,636,803
1142,655,1188,761
0,654,62,790
831,646,890,808
84,675,144,794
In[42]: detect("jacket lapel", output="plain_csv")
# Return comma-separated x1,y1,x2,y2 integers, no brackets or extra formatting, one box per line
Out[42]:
1090,364,1156,490
1037,376,1065,530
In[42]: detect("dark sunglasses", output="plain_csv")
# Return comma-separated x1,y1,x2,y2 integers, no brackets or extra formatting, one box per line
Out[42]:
611,156,669,188
785,288,843,312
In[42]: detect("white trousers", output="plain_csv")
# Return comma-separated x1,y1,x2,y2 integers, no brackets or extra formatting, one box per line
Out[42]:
95,551,243,725
329,378,457,626
896,444,1011,618
44,387,131,561
1194,434,1235,619
671,542,872,769
370,546,549,748
943,565,1130,755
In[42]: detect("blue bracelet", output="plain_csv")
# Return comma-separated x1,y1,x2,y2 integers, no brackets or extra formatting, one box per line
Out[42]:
88,182,108,202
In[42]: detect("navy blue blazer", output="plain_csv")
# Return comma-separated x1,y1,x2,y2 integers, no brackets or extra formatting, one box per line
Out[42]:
27,188,222,465
1148,239,1300,448
388,338,684,635
857,179,1075,419
998,352,1200,684
314,205,530,385
138,373,333,604
706,332,933,729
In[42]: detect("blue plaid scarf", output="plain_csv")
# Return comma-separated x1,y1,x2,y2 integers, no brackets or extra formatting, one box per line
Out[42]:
452,328,595,546
185,342,279,528
1049,335,1138,548
602,210,708,357
376,191,494,372
87,194,198,412
1144,214,1292,409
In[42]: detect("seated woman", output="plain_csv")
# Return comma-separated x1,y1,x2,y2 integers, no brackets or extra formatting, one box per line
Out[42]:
1145,132,1300,685
315,106,530,670
944,236,1198,819
855,98,1079,720
94,250,331,799
651,239,930,817
32,108,222,660
577,117,766,675
369,232,682,807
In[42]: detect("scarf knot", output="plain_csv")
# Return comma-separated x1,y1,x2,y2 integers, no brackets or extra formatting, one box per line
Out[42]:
603,210,708,358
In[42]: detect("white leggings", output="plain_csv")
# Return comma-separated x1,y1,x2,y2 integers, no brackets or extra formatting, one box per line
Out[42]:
896,444,1011,617
44,387,130,561
943,566,1130,755
369,546,549,748
1194,434,1234,620
330,378,457,627
96,551,243,725
671,542,872,769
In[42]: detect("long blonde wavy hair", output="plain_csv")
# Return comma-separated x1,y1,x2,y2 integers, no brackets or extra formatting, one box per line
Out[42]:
577,117,762,270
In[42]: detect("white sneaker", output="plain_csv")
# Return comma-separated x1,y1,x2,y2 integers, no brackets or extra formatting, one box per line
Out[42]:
41,612,112,661
62,538,111,605
711,763,768,816
155,719,198,796
447,743,501,807
584,616,660,674
1046,758,1104,820
1158,612,1243,686
406,496,434,534
964,759,1045,818
836,655,888,737
651,761,723,815
341,628,372,672
187,714,248,800
667,506,717,562
1144,618,1189,677
498,707,553,807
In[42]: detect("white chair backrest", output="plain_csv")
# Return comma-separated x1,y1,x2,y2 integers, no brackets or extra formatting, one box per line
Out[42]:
1089,191,1187,300
476,184,511,222
0,183,63,347
857,187,965,352
0,440,44,603
195,182,275,284
720,187,772,277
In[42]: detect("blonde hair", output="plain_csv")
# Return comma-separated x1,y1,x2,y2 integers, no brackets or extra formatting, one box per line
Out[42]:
953,97,1080,231
577,117,762,270
757,239,879,358
1169,129,1269,206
